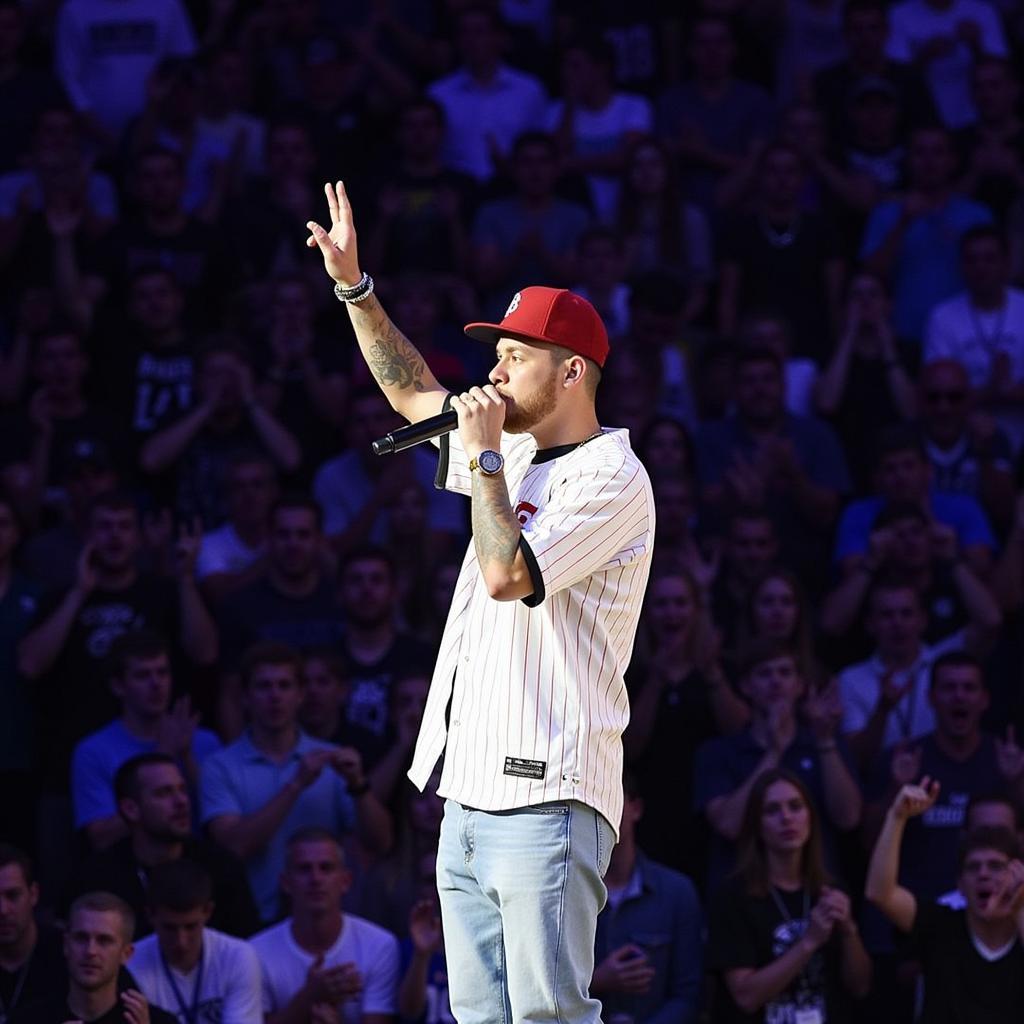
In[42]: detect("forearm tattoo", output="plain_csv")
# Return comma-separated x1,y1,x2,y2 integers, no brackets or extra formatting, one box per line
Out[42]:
472,472,521,573
351,295,430,393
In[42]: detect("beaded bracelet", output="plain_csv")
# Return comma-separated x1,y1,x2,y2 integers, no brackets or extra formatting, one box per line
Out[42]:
333,272,374,304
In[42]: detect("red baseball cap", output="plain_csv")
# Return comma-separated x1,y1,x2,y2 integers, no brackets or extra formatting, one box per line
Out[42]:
464,286,610,368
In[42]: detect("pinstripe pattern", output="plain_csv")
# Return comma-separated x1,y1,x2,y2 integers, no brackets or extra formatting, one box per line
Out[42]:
408,428,655,838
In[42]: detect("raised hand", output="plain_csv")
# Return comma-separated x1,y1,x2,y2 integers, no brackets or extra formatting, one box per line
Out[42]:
408,898,443,953
767,700,797,755
306,181,362,287
891,776,941,821
995,725,1024,783
984,859,1024,920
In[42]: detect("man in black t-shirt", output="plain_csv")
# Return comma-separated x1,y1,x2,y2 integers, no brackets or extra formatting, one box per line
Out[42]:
866,783,1024,1023
67,754,260,939
337,546,432,769
18,491,218,794
10,893,175,1024
0,846,66,1021
216,495,344,736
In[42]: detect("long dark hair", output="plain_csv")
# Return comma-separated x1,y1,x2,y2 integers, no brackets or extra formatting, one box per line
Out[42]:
615,136,687,267
735,769,828,899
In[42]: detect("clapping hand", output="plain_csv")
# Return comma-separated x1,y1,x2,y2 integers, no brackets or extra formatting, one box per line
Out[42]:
306,954,363,1003
804,680,843,743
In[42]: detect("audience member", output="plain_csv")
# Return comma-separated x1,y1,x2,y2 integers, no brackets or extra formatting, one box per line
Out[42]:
200,643,391,922
863,652,1024,903
313,390,463,559
592,773,704,1024
69,753,259,939
70,631,221,851
919,358,1015,527
706,769,871,1022
866,783,1024,1022
250,829,400,1023
924,226,1024,452
885,0,1008,130
0,845,67,1018
695,640,862,887
427,7,547,182
128,860,262,1024
195,453,278,604
9,891,176,1024
861,124,992,341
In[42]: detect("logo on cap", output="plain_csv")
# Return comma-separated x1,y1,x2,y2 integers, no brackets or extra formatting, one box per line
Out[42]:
505,292,522,317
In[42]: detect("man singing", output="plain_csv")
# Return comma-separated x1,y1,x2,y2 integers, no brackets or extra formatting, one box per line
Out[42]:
307,182,655,1023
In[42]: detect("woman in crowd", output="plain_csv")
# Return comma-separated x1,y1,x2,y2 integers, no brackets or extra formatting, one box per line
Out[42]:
707,769,872,1022
626,568,749,876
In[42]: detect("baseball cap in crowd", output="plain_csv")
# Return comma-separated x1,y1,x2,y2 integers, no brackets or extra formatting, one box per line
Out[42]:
464,287,610,367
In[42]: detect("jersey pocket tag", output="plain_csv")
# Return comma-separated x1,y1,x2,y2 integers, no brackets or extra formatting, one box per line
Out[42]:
503,756,546,779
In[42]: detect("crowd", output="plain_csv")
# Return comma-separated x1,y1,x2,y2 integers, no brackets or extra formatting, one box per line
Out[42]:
2,0,1024,1021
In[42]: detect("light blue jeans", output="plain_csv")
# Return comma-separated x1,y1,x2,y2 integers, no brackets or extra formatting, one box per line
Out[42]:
436,799,615,1024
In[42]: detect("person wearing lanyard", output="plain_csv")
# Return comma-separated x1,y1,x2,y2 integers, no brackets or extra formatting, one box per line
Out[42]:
0,847,68,1024
126,861,262,1024
707,770,872,1023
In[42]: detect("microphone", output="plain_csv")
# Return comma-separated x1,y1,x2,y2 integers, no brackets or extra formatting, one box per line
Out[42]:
372,408,458,456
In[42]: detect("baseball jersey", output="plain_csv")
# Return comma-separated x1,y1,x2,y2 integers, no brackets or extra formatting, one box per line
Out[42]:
407,417,655,837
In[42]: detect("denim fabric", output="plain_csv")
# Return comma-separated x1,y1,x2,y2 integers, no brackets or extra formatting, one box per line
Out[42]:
437,799,614,1023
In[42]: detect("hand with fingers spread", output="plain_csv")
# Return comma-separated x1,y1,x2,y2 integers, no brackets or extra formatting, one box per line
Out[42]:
450,385,506,461
890,776,941,822
890,742,923,788
306,181,363,287
995,725,1024,783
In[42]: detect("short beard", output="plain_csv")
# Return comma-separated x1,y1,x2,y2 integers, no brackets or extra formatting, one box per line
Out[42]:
502,371,559,434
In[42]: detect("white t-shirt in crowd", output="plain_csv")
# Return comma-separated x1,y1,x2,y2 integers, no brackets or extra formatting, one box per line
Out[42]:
886,0,1007,129
128,927,263,1024
837,633,964,748
251,915,400,1024
924,287,1024,451
545,93,653,221
55,0,197,135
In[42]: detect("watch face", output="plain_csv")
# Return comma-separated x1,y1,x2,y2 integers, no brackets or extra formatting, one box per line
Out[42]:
479,450,503,473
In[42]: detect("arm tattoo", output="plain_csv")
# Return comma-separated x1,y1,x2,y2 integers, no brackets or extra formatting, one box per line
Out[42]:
350,295,430,394
472,472,521,573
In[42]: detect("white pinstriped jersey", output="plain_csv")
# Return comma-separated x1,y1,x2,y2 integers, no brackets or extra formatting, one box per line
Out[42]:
407,422,655,837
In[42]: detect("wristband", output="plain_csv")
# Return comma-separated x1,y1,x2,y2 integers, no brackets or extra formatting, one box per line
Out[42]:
334,272,374,304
